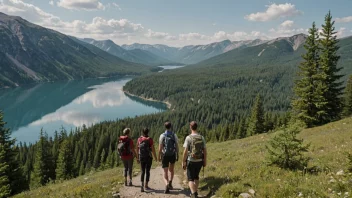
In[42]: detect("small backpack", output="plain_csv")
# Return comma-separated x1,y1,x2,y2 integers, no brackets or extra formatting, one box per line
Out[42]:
163,132,176,157
138,137,151,161
188,135,204,160
118,136,131,157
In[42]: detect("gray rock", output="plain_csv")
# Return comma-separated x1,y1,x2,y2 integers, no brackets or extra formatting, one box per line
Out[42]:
239,193,252,198
248,189,255,195
112,192,120,198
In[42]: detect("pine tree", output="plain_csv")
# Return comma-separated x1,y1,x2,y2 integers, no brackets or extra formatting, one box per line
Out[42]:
56,139,73,180
99,149,106,171
247,94,265,136
236,119,246,139
79,161,85,176
319,11,344,123
0,144,10,198
343,75,352,116
292,22,321,127
0,111,27,194
266,125,310,170
30,130,50,188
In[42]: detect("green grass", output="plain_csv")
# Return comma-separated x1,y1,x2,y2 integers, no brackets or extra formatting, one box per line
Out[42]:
12,118,352,198
13,168,125,198
202,117,352,198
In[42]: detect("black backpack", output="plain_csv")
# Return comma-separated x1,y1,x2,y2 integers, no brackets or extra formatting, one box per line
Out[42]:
163,132,176,157
138,137,151,161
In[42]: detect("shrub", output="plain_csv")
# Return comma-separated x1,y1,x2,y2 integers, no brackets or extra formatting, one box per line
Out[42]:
266,125,310,170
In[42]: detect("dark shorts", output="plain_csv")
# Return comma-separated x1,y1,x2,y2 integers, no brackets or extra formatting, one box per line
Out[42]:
162,155,176,168
187,161,203,181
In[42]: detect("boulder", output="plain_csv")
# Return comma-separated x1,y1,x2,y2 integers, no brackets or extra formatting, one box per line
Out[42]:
248,189,255,195
238,193,252,198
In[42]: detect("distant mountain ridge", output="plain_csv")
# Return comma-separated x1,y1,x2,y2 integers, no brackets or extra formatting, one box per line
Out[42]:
81,38,179,66
0,12,151,88
121,39,267,64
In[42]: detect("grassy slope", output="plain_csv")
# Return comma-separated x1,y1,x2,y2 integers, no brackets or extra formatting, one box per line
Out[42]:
13,118,352,198
203,117,352,198
13,168,125,198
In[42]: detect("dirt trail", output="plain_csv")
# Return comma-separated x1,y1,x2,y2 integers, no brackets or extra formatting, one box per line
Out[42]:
119,166,189,198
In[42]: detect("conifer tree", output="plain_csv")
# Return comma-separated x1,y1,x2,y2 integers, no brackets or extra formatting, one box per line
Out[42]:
0,144,10,198
56,139,73,180
99,149,106,170
247,94,265,136
30,130,52,188
292,22,321,127
236,119,246,139
318,11,344,123
79,161,85,176
266,125,310,170
343,75,352,116
0,111,27,194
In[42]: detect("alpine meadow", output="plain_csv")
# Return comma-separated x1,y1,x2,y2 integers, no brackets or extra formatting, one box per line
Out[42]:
0,1,352,198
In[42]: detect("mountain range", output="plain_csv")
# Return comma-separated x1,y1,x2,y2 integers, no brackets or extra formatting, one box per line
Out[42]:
1,12,352,89
0,12,151,88
121,39,267,64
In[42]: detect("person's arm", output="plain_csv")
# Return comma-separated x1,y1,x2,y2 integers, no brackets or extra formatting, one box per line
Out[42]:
203,137,207,167
203,148,207,167
150,138,157,161
135,139,140,163
132,140,138,160
158,143,163,162
175,134,179,161
182,147,188,170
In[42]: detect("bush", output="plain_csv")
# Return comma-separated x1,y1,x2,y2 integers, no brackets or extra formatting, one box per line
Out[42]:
266,125,310,170
347,153,352,172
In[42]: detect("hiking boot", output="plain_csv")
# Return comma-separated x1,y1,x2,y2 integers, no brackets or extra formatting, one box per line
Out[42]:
164,185,170,194
168,181,173,190
124,180,127,186
190,192,198,198
145,182,150,190
129,181,132,186
141,186,144,192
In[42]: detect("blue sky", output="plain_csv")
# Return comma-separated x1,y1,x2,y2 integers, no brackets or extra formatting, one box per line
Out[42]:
1,0,351,46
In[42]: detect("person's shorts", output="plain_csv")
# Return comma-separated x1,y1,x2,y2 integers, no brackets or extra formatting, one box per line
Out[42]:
162,155,176,168
187,161,203,181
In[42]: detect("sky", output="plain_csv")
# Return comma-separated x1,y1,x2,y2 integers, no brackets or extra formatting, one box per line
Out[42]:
0,0,352,47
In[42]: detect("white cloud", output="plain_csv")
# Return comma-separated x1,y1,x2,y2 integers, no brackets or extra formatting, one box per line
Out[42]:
145,29,176,40
335,16,352,23
280,20,294,28
57,0,105,11
245,3,302,22
107,2,121,10
336,27,347,38
179,32,210,41
49,0,54,6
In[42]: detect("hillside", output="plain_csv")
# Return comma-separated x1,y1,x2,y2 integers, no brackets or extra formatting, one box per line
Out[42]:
13,117,352,197
0,12,150,88
123,34,352,127
81,38,179,66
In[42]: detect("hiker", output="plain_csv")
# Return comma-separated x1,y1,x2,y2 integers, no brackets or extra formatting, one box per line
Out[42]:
158,121,179,194
182,121,207,198
118,128,137,186
136,128,157,192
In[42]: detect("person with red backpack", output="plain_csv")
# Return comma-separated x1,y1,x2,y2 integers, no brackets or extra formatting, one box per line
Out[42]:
136,128,157,192
118,128,137,186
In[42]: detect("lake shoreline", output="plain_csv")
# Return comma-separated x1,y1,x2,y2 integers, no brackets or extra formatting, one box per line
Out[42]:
123,90,172,109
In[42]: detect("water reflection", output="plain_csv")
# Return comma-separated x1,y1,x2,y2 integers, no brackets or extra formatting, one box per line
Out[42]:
0,77,166,143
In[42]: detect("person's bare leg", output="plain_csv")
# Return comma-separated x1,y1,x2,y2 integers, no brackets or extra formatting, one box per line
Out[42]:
169,163,175,182
163,168,169,185
188,181,197,194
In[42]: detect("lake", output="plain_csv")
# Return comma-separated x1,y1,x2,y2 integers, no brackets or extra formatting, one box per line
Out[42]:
0,77,167,143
